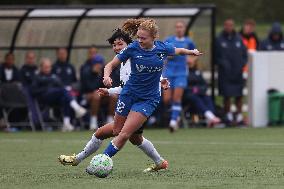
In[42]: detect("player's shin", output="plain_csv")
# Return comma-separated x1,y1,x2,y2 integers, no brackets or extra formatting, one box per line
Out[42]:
76,133,103,162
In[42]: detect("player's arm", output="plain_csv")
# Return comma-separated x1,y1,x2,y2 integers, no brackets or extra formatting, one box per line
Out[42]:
103,56,121,87
108,86,122,95
175,48,203,56
97,86,122,97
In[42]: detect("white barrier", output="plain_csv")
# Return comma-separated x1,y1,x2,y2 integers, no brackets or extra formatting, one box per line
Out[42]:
248,52,284,127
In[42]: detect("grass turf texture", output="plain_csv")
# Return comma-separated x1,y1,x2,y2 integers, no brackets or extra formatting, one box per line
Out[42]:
1,128,284,189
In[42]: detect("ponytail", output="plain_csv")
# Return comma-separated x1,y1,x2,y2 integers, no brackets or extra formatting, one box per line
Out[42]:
122,18,158,39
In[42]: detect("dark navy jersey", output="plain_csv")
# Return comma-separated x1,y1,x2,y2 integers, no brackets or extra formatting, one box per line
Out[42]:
52,61,77,86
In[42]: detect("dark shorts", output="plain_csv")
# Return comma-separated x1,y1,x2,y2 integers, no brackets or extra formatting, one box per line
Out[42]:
134,124,144,134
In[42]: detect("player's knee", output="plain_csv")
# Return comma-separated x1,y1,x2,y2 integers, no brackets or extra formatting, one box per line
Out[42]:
91,92,101,101
94,129,104,140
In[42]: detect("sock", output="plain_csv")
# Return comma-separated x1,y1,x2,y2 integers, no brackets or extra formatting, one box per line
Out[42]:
204,111,216,121
70,100,81,111
103,141,119,157
148,116,157,125
106,115,114,123
63,117,71,125
236,113,243,122
76,133,103,162
138,137,163,165
171,102,182,121
90,116,98,129
226,112,233,121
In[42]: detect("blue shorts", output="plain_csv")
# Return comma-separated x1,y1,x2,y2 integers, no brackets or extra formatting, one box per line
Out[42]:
115,93,159,118
167,75,187,89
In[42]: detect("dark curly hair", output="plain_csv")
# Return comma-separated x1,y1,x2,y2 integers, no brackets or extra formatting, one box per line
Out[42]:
107,28,133,45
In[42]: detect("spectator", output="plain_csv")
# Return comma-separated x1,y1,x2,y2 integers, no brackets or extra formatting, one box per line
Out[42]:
183,56,221,127
52,48,77,87
259,22,284,51
163,20,196,131
80,45,104,77
80,46,120,87
240,19,259,52
0,52,19,83
31,58,86,132
19,51,39,127
239,19,259,74
20,51,38,88
215,19,248,126
80,57,117,130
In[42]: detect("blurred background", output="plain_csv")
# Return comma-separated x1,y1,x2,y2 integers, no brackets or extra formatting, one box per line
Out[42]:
0,0,283,132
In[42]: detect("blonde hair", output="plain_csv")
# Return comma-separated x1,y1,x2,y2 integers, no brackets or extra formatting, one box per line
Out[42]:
122,18,159,39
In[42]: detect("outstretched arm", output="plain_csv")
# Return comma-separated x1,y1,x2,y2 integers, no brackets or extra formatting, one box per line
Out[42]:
103,56,121,87
175,48,203,56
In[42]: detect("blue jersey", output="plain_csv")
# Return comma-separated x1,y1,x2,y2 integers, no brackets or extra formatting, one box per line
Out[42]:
163,35,195,77
116,40,175,100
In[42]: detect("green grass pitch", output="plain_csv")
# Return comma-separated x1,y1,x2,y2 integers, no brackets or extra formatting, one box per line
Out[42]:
1,128,284,189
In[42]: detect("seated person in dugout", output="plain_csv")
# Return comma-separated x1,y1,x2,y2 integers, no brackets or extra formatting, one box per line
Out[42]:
80,57,117,130
31,58,86,132
182,56,221,127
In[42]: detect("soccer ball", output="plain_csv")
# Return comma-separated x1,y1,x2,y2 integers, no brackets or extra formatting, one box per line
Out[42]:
86,154,113,178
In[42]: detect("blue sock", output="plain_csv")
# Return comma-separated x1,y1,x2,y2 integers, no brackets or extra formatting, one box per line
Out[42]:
103,141,119,157
171,102,182,121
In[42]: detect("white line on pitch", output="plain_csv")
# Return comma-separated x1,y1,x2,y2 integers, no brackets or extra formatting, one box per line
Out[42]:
1,139,284,147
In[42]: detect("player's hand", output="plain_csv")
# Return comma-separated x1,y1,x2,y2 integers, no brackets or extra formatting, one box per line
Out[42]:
161,78,170,90
191,49,203,56
97,88,109,96
103,76,112,87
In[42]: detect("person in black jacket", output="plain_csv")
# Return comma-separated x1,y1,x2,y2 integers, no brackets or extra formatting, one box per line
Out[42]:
183,56,221,127
80,58,117,130
259,22,284,51
216,19,248,126
80,46,104,77
52,48,77,88
80,46,120,88
0,52,19,126
0,52,19,83
19,51,39,126
32,58,86,132
20,51,38,89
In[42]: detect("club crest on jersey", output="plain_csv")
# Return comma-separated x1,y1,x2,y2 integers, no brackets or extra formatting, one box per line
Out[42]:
157,53,166,60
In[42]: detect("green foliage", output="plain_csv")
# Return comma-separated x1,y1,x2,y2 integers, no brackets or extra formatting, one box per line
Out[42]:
1,129,284,188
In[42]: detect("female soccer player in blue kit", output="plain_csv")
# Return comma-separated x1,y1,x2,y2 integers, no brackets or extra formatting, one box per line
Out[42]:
163,21,196,132
59,28,170,172
102,18,202,160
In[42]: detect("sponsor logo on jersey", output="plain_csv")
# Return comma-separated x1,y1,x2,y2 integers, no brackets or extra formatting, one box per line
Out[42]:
136,64,163,73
